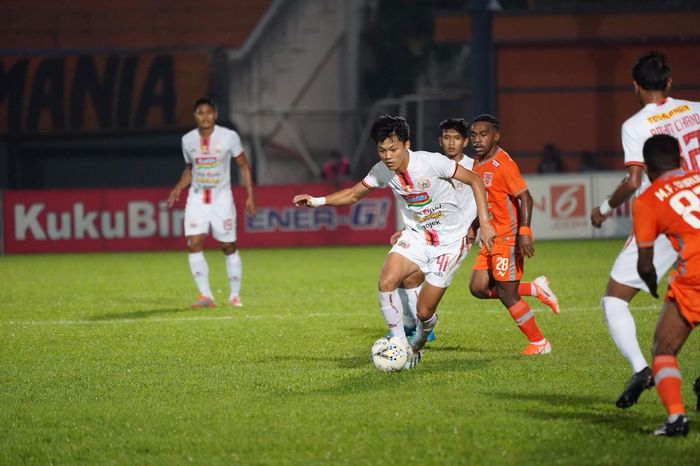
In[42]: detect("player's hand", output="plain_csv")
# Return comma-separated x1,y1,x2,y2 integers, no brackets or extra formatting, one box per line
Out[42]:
166,188,181,208
389,231,402,245
293,194,313,207
479,222,496,253
246,197,257,216
590,207,607,228
517,235,535,259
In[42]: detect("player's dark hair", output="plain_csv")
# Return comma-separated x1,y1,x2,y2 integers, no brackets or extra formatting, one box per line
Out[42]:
370,115,410,144
439,118,468,138
471,114,500,131
643,134,680,171
632,51,670,91
193,97,217,112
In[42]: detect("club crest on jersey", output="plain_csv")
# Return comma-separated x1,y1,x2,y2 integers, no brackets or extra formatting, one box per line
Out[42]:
491,159,500,167
416,178,431,190
483,172,493,187
402,191,431,207
195,157,217,168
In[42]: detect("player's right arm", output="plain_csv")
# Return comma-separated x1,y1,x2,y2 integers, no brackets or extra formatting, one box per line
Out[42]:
591,165,643,228
167,163,193,208
293,181,373,208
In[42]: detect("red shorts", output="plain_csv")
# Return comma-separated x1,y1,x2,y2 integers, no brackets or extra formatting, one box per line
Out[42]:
472,242,523,282
666,282,700,328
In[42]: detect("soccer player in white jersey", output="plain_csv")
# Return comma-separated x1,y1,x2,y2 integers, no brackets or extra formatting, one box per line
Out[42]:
392,118,479,339
590,51,700,408
167,97,256,308
293,115,495,368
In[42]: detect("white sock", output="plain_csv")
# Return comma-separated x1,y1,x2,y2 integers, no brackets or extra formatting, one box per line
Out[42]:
225,251,242,299
602,296,648,373
412,313,438,350
398,286,420,330
188,252,213,298
378,290,408,348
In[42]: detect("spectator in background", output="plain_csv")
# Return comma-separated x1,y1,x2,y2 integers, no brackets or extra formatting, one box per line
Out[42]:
322,150,350,183
537,143,565,173
578,150,604,172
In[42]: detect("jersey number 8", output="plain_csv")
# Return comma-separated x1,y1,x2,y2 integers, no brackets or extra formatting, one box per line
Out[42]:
670,185,700,229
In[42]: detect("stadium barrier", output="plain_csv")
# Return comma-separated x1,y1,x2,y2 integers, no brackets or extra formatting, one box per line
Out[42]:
0,173,630,254
1,184,395,254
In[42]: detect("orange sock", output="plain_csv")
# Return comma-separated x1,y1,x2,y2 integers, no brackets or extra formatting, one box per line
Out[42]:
652,355,685,416
518,282,535,296
507,300,544,343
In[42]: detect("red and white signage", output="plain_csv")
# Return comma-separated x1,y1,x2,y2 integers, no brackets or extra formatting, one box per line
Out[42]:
1,185,396,254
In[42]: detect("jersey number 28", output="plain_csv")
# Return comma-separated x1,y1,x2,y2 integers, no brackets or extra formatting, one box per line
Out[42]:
670,186,700,229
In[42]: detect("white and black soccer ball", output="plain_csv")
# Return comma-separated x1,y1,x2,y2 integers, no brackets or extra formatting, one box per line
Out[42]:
371,336,408,372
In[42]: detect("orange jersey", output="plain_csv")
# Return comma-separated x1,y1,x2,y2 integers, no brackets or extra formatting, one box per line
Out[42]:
472,147,527,244
633,169,700,287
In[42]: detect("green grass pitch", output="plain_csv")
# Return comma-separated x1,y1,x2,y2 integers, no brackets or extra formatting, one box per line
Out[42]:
1,239,699,465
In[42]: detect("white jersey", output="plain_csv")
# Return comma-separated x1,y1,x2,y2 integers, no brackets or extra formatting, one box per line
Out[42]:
182,125,243,197
453,156,477,226
362,150,468,246
622,96,700,193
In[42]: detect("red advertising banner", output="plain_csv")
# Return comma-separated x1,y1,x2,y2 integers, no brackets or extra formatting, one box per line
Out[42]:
1,185,395,254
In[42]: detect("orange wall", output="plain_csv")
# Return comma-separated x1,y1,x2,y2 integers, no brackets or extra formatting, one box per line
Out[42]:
0,0,272,50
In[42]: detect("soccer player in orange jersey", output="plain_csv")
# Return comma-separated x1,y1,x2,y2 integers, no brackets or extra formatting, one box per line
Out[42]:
633,134,700,436
467,114,560,355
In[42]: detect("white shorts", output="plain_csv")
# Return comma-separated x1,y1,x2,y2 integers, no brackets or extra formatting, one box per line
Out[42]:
184,188,237,243
390,230,470,288
610,234,677,292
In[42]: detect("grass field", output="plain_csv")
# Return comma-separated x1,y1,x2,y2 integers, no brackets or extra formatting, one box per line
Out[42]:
1,239,699,465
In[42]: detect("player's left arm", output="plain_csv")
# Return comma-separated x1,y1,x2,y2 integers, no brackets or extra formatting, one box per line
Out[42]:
632,197,659,297
637,247,658,298
452,165,495,252
515,188,535,258
234,152,256,216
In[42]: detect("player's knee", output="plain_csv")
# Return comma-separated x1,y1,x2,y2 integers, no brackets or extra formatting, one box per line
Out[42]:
469,282,488,299
378,277,400,293
221,243,237,255
187,237,205,253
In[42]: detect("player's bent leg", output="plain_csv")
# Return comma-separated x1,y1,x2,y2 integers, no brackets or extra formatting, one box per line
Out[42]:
497,282,551,355
651,300,692,436
398,271,425,338
377,253,421,349
469,269,493,299
410,283,447,353
601,279,653,408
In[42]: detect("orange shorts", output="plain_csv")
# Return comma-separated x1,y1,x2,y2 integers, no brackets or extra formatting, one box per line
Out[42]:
472,242,523,282
666,282,700,328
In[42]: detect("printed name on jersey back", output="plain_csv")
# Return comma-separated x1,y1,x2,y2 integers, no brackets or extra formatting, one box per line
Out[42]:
650,113,700,136
654,173,700,201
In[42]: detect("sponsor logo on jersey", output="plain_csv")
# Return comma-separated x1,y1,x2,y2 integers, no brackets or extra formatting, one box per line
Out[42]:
483,172,493,187
402,191,431,207
195,157,217,168
413,211,444,223
646,104,691,124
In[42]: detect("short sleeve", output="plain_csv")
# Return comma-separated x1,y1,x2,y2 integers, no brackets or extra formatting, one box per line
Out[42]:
230,131,244,158
431,154,458,178
503,159,527,195
622,121,644,167
182,136,191,163
632,197,659,248
362,161,391,188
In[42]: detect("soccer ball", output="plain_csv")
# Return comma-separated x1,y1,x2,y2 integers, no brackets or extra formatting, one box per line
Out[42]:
371,336,408,372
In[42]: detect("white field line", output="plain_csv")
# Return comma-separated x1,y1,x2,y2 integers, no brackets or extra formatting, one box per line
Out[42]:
0,305,661,327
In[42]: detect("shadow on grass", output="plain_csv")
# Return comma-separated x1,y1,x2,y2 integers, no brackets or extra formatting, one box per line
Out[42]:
88,307,192,321
487,390,661,434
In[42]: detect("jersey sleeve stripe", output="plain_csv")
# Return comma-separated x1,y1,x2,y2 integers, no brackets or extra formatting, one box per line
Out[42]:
625,161,645,167
361,180,373,189
637,241,655,248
